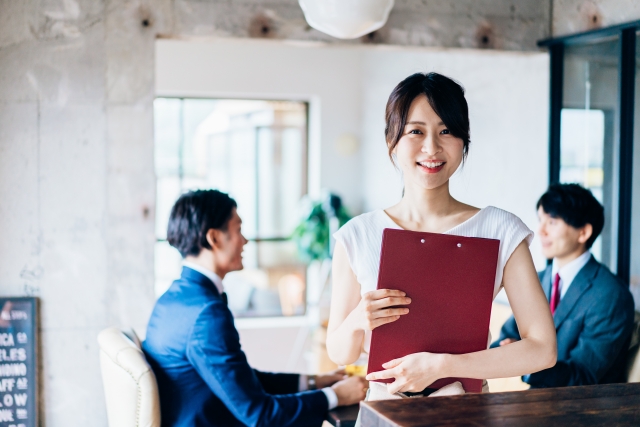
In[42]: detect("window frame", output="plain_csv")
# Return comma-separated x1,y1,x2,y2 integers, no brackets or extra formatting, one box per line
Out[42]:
153,96,312,319
538,21,639,283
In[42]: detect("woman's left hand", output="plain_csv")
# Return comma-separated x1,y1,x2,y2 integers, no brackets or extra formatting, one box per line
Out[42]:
365,352,448,394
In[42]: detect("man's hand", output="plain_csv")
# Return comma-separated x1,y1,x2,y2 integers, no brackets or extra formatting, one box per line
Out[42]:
499,338,517,346
316,369,347,389
331,376,368,407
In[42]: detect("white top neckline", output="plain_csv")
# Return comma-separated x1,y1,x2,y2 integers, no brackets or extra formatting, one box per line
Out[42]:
379,207,487,234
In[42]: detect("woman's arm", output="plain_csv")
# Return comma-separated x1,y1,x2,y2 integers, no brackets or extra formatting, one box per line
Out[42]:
326,242,411,365
366,240,557,393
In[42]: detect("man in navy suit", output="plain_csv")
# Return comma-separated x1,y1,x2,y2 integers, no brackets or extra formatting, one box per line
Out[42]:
143,190,366,427
493,183,635,387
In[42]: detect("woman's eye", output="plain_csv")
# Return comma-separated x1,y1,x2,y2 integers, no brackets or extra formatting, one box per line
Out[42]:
408,129,422,135
441,129,451,135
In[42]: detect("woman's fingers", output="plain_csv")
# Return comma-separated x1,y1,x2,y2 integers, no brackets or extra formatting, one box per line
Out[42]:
365,289,406,301
361,290,410,330
371,296,412,310
373,307,409,319
382,357,403,369
372,315,400,328
365,315,400,331
365,307,408,330
366,368,397,381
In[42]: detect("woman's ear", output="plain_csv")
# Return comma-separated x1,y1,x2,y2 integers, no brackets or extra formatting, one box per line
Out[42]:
577,223,593,245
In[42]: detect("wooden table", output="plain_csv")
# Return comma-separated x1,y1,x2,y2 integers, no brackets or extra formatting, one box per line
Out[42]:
327,404,359,427
360,383,640,426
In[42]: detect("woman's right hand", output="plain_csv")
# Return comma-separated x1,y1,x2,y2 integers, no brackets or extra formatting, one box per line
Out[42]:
351,289,411,331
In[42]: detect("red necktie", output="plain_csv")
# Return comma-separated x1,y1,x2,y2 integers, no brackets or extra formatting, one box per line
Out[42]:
550,273,561,315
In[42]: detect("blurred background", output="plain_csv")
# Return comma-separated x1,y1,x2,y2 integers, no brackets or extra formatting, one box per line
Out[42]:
1,1,640,424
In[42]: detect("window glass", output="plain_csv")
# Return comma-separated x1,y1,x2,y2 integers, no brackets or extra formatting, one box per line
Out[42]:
153,98,309,317
630,33,640,309
561,38,620,271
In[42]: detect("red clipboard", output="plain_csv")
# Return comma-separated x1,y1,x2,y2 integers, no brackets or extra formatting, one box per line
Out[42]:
367,228,499,393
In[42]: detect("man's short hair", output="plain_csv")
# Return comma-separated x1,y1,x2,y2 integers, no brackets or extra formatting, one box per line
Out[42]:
536,183,604,249
167,190,237,258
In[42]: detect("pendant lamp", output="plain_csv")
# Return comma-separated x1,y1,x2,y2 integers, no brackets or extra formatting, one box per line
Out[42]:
299,0,394,39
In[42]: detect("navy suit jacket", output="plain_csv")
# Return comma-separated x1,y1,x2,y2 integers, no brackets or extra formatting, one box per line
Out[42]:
142,267,328,427
492,256,635,387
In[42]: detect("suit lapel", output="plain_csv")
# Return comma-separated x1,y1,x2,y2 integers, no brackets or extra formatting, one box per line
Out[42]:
540,266,553,302
553,256,599,329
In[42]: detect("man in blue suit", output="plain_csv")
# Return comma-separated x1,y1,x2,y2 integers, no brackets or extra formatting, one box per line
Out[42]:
493,183,635,387
143,190,366,426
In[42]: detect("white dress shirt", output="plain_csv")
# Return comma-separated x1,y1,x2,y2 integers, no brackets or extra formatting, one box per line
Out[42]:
182,262,339,409
298,375,338,410
551,251,592,300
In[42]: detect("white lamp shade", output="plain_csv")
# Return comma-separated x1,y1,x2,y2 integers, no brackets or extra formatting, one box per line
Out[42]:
299,0,394,40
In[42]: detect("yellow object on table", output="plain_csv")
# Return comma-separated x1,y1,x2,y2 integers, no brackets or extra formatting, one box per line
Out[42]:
345,364,367,377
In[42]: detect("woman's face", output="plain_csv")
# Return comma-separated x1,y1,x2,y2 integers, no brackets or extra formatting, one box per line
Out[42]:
392,95,465,191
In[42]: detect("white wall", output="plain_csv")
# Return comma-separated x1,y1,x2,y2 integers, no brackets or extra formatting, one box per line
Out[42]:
156,38,366,215
359,47,550,271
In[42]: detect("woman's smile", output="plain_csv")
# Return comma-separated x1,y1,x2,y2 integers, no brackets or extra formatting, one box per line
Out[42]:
417,160,446,174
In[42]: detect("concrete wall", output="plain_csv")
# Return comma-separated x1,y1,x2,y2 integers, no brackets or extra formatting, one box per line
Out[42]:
0,1,169,424
552,0,640,36
167,0,551,51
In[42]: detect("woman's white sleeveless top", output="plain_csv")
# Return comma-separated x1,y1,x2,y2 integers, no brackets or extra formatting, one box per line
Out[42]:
334,206,533,297
333,206,534,351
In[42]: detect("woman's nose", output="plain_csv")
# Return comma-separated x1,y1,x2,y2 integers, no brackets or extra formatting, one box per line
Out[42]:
421,134,441,154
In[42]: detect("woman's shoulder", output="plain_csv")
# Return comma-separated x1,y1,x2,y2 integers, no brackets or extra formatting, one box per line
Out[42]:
342,210,387,229
477,206,533,242
480,206,525,223
335,210,387,239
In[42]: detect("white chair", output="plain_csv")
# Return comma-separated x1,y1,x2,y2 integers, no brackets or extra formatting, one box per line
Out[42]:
627,311,640,383
97,327,161,427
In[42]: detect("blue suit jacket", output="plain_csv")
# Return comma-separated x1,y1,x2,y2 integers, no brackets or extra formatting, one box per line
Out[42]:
142,267,328,427
492,256,635,387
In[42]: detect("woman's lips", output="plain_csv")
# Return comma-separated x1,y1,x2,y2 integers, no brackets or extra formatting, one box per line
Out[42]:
417,161,445,174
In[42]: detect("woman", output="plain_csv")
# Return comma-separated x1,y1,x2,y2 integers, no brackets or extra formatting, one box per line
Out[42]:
326,72,557,400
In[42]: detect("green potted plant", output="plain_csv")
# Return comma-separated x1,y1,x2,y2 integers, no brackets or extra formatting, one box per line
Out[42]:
292,193,351,262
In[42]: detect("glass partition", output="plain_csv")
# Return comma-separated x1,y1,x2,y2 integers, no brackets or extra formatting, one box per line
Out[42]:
630,32,640,309
561,38,620,271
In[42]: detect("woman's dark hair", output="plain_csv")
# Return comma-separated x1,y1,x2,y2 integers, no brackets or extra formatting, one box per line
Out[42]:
537,183,604,249
385,72,470,162
167,190,237,257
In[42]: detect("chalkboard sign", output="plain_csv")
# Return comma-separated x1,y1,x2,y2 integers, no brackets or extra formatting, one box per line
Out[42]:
0,298,38,427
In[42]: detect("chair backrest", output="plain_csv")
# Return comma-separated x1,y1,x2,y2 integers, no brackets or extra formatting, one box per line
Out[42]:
97,327,161,427
627,311,640,383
